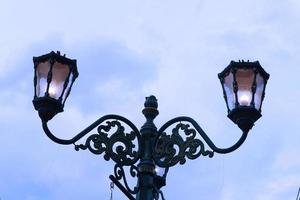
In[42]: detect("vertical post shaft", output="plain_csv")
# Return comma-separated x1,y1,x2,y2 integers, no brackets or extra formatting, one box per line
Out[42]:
136,96,159,200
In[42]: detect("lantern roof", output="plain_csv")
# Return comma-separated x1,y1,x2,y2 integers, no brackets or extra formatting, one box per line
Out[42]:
218,60,270,81
33,51,79,78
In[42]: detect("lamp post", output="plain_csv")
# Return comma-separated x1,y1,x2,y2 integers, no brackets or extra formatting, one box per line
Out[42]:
32,52,270,200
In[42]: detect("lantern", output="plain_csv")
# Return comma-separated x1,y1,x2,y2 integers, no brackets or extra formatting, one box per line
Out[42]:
218,60,269,132
33,51,78,121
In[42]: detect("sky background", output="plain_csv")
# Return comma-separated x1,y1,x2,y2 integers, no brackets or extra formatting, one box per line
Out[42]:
0,0,300,199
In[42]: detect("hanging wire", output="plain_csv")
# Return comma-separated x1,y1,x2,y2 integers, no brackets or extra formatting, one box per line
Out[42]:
218,156,225,197
153,188,159,200
296,187,300,200
159,190,166,200
153,188,166,200
109,181,114,200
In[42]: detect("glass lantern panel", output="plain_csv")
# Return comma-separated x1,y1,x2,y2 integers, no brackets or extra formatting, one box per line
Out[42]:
223,72,235,110
62,73,73,103
236,69,254,106
254,73,264,109
50,62,70,100
36,61,50,97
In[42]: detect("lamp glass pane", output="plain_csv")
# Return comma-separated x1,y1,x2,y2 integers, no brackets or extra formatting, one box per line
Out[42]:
50,62,70,99
254,73,264,109
36,61,50,97
62,73,73,103
236,69,254,106
223,72,235,110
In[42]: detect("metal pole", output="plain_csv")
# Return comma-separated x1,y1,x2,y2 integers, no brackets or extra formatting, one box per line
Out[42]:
136,96,159,200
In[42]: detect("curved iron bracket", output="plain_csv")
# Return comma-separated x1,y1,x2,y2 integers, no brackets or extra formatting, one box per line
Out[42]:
42,114,141,166
109,163,140,199
113,163,139,194
153,116,249,168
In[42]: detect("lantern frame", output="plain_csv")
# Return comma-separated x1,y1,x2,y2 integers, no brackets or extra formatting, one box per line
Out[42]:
32,51,78,121
218,60,270,132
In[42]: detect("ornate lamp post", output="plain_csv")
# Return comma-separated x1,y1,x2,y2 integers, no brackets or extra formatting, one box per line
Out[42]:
32,52,270,200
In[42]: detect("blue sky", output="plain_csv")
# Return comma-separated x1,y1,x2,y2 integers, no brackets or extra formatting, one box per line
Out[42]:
0,0,300,199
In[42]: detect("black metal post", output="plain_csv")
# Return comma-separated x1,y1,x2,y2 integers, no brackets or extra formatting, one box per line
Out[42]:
136,96,159,200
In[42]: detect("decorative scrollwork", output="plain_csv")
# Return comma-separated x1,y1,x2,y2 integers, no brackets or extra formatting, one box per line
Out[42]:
154,122,214,168
113,163,139,194
74,120,140,166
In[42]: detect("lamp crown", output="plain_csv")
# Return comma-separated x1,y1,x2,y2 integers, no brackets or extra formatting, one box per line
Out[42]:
144,95,158,109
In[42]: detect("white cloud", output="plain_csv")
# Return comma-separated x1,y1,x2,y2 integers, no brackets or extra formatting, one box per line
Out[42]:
256,175,300,200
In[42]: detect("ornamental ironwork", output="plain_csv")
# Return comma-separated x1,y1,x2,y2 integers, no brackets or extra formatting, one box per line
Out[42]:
33,52,270,200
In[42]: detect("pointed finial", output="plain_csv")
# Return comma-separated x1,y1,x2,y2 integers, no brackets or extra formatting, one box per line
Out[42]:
144,95,158,109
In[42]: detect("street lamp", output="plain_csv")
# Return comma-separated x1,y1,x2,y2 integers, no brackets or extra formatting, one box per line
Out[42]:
33,51,78,121
32,52,270,200
218,60,270,132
